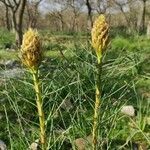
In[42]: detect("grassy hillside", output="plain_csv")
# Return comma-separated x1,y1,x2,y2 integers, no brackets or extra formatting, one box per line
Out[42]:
0,30,149,149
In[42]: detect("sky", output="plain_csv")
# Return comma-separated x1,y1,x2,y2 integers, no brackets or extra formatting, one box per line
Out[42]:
39,0,62,14
38,0,134,15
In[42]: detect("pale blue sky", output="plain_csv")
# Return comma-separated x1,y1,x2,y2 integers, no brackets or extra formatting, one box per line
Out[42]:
38,0,131,15
39,0,62,14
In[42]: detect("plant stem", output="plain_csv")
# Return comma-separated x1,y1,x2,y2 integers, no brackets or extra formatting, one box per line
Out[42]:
32,70,46,150
93,59,102,150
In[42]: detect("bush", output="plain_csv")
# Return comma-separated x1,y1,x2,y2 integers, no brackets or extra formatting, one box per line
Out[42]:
0,29,15,49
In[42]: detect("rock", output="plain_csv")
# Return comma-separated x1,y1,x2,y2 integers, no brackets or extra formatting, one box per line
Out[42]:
142,92,150,99
5,60,14,68
74,138,86,150
60,99,73,111
121,105,135,117
0,68,24,79
29,139,39,150
5,60,20,69
0,140,7,150
74,135,92,150
0,60,20,69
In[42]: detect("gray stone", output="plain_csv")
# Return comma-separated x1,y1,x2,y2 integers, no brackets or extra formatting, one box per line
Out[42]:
0,140,7,150
74,138,86,150
121,105,135,117
60,99,73,111
5,60,20,69
29,139,39,150
0,68,24,79
74,135,92,150
0,60,20,69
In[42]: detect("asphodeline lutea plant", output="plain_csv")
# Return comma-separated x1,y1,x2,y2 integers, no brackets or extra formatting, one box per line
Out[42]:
20,28,46,149
91,15,109,150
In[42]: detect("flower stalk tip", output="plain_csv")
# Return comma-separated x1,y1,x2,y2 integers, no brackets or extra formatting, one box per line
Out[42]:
91,15,109,63
20,28,42,71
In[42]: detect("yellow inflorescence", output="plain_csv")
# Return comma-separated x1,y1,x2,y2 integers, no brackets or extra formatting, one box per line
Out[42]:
91,15,109,62
20,28,42,71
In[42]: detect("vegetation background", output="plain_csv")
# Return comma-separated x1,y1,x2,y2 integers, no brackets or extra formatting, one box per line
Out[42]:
0,0,149,149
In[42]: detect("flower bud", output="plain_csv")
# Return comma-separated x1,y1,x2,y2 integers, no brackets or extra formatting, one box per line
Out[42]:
91,15,109,62
20,28,42,71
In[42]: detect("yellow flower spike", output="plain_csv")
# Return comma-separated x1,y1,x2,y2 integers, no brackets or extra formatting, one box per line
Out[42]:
20,29,46,149
91,15,109,63
20,28,42,71
91,15,109,150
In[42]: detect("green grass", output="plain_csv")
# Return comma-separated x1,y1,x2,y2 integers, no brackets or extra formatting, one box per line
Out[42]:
0,49,18,60
0,49,72,62
0,32,150,149
0,28,15,49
